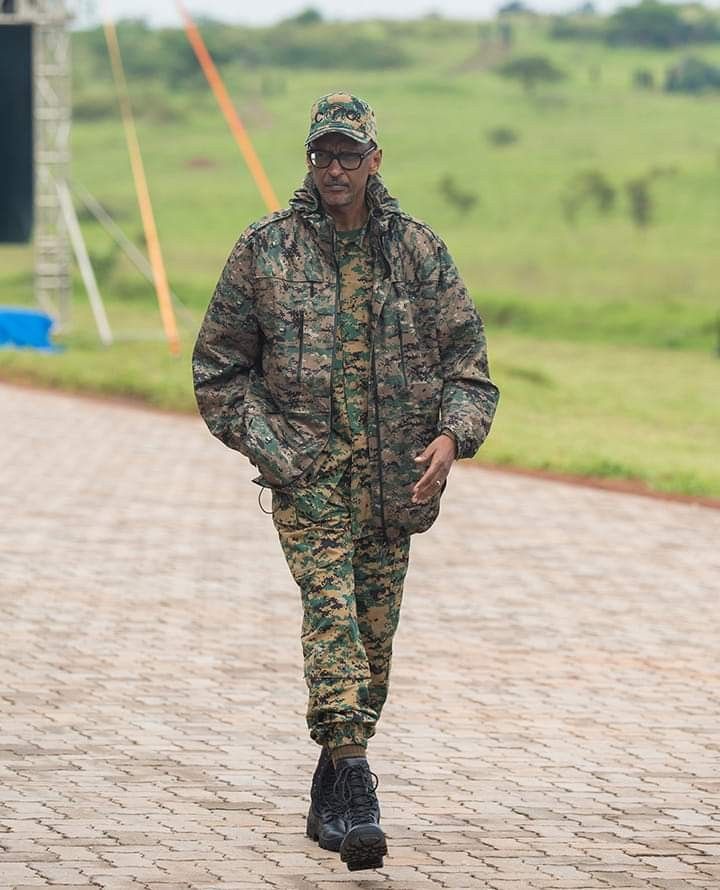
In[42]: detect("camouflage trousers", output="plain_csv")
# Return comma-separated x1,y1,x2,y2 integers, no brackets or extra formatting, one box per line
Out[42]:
271,473,411,750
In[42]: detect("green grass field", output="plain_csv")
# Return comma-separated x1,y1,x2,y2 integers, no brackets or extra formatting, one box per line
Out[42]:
2,16,719,497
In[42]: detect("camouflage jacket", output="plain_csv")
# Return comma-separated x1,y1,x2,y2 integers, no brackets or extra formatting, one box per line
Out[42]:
192,174,499,539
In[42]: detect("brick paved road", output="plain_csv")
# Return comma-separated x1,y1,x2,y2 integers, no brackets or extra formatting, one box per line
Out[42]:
1,382,719,890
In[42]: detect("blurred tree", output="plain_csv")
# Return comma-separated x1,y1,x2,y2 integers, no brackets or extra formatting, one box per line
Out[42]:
626,178,652,227
607,0,720,48
549,13,605,42
74,17,410,76
497,55,567,93
498,1,536,16
633,67,656,89
284,7,324,26
665,55,720,92
562,170,615,223
486,126,519,146
438,175,478,214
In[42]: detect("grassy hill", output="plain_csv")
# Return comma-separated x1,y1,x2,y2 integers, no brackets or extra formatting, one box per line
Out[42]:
1,12,719,497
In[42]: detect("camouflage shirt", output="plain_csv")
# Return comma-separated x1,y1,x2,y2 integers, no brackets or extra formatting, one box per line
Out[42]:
291,224,374,537
192,174,500,540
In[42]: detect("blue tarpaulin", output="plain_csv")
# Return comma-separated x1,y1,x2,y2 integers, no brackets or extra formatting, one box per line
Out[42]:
0,308,59,351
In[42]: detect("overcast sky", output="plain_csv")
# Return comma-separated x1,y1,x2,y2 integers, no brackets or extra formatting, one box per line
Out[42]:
74,0,644,28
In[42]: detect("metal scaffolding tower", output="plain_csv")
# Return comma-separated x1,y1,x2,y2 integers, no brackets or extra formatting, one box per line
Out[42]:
2,0,72,325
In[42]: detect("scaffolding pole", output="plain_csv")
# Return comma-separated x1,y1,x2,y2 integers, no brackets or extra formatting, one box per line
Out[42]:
32,1,72,328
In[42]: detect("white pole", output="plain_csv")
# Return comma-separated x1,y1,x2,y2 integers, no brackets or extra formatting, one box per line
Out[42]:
72,181,195,327
56,179,113,347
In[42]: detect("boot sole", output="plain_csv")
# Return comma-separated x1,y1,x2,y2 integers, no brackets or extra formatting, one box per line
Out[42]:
340,823,387,871
306,810,343,853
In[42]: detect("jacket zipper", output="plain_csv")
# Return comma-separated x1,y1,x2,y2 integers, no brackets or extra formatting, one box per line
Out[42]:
396,315,407,388
371,344,388,540
328,230,340,440
297,307,305,382
334,222,387,537
374,232,391,537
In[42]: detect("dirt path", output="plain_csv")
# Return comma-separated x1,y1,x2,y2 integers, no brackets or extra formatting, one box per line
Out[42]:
1,383,719,889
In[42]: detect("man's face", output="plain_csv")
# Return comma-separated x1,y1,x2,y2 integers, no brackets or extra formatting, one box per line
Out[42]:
306,133,382,213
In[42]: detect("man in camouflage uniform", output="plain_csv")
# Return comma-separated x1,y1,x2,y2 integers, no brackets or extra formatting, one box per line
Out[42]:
193,92,499,872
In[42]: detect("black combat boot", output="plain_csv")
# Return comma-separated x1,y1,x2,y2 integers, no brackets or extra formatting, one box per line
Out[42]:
335,756,387,871
305,747,347,852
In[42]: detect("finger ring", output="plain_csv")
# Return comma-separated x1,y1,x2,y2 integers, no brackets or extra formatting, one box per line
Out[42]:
435,479,443,486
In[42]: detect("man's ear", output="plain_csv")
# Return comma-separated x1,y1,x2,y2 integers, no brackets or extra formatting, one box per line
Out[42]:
369,148,383,176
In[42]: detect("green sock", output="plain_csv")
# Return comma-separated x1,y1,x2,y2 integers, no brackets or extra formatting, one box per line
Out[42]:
330,744,367,768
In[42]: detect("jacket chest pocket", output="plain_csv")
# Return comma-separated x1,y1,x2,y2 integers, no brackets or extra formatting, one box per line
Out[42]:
254,278,334,394
388,283,441,390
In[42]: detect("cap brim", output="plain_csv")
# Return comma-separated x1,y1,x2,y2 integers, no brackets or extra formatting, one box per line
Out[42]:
305,124,369,146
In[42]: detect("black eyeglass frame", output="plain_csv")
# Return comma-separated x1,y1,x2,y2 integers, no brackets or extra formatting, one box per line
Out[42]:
307,144,377,171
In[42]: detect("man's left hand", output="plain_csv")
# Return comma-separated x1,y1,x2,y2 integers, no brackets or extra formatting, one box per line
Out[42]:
411,433,457,504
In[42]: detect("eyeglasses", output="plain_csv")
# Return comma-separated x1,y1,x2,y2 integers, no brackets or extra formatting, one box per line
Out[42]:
307,145,376,171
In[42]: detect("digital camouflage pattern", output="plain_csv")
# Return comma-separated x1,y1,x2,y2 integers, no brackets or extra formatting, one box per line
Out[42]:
276,227,400,750
192,173,499,540
272,470,410,749
292,224,374,537
305,91,378,146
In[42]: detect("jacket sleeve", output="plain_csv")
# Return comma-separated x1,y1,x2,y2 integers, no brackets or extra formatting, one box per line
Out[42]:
435,242,500,460
192,234,260,457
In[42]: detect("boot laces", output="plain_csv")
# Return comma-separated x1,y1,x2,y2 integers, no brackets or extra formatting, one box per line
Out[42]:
333,762,379,824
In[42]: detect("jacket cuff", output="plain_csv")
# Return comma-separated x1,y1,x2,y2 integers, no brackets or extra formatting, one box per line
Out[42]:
439,427,459,458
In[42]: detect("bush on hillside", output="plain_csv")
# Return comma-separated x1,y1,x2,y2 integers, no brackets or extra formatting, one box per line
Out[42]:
632,67,656,89
76,21,208,86
261,23,410,69
496,55,567,93
625,178,652,227
625,168,674,227
486,126,519,146
498,1,537,16
438,175,479,215
548,14,605,41
665,55,720,92
550,2,720,48
384,16,468,41
284,7,324,26
563,167,674,228
607,0,720,49
562,170,615,222
74,18,411,84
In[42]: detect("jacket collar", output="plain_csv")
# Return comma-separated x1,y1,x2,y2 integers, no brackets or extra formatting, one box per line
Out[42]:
291,174,399,285
289,173,400,234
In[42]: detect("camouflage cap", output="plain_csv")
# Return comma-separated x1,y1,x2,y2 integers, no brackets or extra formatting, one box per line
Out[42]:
305,92,378,146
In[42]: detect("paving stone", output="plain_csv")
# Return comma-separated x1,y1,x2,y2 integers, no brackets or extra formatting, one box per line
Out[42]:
0,862,50,885
0,383,719,890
